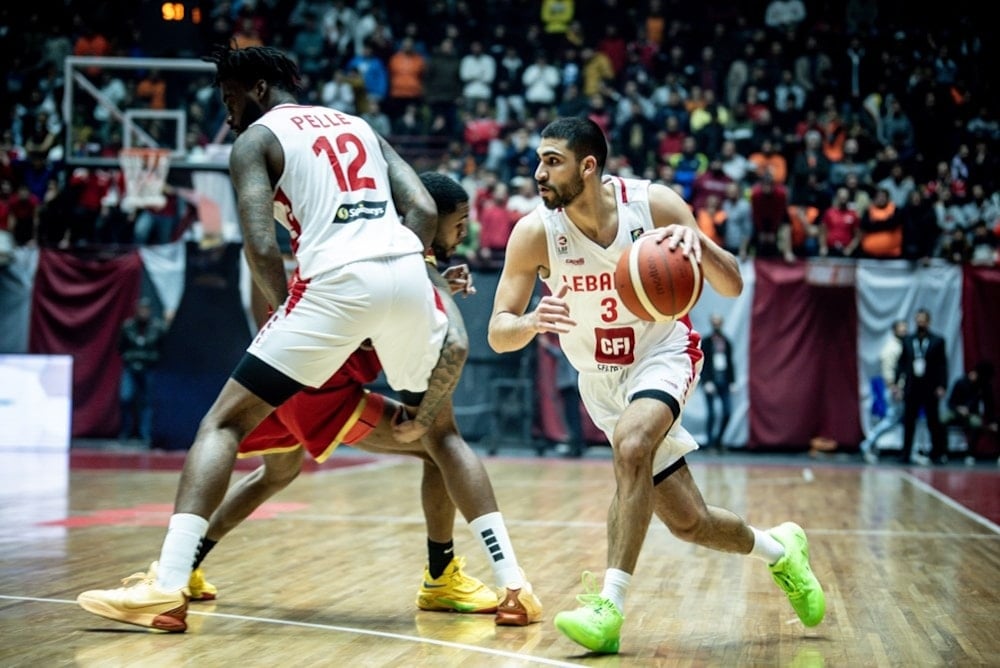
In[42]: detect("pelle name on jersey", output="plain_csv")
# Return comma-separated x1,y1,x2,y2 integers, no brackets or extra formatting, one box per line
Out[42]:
289,111,354,130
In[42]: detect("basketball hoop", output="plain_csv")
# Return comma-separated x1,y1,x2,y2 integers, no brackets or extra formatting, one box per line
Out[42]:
119,147,171,212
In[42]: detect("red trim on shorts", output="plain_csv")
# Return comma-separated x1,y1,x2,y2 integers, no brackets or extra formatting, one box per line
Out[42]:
285,268,310,315
683,315,704,386
236,444,301,459
432,284,445,313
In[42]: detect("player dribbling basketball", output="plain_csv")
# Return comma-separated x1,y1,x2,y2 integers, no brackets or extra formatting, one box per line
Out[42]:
488,117,826,654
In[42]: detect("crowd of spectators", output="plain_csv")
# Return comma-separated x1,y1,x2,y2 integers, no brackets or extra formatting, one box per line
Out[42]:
1,0,998,269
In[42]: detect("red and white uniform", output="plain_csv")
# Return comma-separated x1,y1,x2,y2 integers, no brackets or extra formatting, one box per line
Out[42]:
538,176,704,474
247,104,446,391
239,347,385,463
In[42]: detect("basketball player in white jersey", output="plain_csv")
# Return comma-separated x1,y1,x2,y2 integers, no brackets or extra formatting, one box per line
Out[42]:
184,172,541,627
488,117,825,654
78,45,537,632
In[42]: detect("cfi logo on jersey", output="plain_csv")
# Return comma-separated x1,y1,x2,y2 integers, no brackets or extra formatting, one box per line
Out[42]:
556,233,569,255
630,227,644,242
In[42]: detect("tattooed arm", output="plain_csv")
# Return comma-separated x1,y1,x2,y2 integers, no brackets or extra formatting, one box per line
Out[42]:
230,125,288,310
378,134,437,248
393,265,470,443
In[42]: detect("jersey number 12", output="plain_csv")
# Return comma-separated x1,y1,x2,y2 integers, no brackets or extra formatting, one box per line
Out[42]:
313,134,376,192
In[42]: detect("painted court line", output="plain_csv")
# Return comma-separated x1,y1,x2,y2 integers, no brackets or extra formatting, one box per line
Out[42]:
0,596,583,667
902,472,1000,534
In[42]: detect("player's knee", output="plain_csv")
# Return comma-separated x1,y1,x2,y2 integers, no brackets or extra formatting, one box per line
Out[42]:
196,415,252,450
613,435,655,478
423,419,469,457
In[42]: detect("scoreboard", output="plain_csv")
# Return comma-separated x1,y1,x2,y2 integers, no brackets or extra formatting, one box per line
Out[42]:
139,0,205,57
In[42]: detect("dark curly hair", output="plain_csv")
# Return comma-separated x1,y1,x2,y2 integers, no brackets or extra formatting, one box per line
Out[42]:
203,43,303,95
419,172,468,215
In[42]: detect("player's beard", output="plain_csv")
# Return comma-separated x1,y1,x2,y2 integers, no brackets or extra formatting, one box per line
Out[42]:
542,175,584,210
232,99,266,134
431,242,450,263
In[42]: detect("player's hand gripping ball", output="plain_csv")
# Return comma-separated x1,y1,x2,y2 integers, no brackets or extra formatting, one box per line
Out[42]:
615,235,704,321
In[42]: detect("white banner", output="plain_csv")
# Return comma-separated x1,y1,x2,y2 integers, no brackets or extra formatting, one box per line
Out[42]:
855,259,964,450
0,354,73,450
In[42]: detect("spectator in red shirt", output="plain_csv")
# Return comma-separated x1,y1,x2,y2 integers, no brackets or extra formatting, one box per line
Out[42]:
656,115,687,165
0,179,12,233
586,94,613,139
749,170,790,258
69,167,114,246
476,181,515,269
819,187,861,257
8,183,40,246
462,100,503,167
597,24,628,79
690,157,734,212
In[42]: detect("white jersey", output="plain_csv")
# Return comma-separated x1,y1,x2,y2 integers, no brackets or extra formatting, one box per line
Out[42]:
539,176,696,376
251,104,423,279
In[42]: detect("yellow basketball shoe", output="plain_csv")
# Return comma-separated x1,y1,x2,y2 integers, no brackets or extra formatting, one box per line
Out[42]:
77,562,188,632
188,567,218,601
417,556,498,613
495,576,543,626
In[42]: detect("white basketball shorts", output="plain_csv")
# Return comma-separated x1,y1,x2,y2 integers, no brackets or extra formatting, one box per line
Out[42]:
578,331,704,477
249,253,447,392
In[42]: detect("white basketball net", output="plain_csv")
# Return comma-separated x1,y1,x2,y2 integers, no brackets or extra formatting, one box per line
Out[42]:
119,148,170,212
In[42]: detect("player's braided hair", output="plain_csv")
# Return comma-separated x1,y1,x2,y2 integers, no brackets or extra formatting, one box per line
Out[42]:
204,43,303,95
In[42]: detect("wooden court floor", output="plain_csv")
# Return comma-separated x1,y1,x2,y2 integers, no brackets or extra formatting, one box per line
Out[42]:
1,447,998,667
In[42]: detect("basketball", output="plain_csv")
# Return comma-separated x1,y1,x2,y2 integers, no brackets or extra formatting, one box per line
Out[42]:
614,235,704,321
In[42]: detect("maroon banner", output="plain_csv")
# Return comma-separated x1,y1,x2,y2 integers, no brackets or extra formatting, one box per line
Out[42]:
960,266,1000,456
749,260,861,449
29,248,143,437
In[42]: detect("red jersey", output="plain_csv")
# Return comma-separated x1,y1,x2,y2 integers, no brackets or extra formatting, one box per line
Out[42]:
821,206,860,250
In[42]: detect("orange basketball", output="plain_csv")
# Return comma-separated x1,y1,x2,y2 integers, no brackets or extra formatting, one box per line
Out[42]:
614,235,704,321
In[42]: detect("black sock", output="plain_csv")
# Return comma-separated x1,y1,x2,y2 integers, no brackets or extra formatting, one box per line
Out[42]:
193,538,218,569
427,539,454,579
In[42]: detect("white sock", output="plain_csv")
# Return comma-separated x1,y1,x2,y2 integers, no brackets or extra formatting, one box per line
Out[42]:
600,569,630,614
750,526,785,565
469,512,522,589
157,513,208,591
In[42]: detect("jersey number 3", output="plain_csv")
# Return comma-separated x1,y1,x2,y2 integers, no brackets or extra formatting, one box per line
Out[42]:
313,134,376,192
